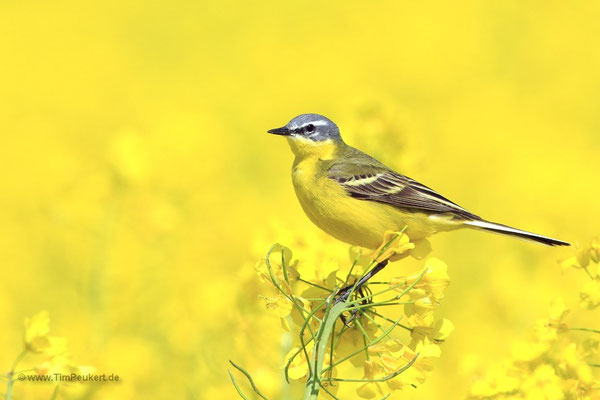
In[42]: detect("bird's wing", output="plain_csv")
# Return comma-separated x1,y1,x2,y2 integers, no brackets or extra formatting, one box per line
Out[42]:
327,149,480,221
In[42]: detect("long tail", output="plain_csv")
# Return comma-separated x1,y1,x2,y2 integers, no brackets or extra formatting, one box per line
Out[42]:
463,219,570,247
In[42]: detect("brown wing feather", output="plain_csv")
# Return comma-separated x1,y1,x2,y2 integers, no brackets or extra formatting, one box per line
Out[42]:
331,170,481,221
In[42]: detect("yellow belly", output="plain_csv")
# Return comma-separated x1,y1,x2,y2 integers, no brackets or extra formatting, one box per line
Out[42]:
291,158,449,249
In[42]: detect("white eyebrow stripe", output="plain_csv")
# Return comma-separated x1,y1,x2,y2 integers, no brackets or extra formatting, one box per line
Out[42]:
301,120,329,127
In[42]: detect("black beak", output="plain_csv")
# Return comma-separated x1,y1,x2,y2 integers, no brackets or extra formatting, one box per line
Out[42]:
267,126,291,136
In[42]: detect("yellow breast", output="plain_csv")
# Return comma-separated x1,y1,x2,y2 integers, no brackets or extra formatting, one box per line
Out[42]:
287,137,439,249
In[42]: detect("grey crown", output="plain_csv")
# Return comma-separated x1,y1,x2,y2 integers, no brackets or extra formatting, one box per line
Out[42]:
280,113,343,142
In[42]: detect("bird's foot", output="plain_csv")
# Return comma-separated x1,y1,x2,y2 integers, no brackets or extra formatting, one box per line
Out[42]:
335,259,389,326
336,286,370,325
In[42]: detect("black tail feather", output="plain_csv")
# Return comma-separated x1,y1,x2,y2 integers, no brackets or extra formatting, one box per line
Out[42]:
464,220,570,247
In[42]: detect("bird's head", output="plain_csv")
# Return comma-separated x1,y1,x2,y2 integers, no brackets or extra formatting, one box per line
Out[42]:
268,114,342,157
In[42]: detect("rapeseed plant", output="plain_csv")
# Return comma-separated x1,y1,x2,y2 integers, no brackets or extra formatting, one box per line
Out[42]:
468,239,600,399
231,231,453,399
3,312,93,400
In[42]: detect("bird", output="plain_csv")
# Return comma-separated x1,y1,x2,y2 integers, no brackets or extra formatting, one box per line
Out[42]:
268,113,570,250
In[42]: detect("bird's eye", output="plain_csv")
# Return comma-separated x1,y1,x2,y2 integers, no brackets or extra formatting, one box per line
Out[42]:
305,124,315,133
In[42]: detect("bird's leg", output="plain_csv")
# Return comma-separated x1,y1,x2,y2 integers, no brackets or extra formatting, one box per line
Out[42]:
337,260,388,326
335,259,389,305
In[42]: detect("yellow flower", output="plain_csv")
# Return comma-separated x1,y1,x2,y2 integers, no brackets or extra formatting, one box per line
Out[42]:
548,297,570,322
296,257,339,287
24,311,52,353
36,354,73,376
557,343,594,384
21,311,94,395
409,238,432,260
576,246,591,269
432,318,455,340
255,244,298,295
366,342,412,390
580,280,600,310
590,237,600,263
560,255,580,271
282,345,312,380
366,339,398,357
422,258,451,300
469,364,520,398
469,294,600,400
581,336,600,358
255,238,452,397
363,337,441,390
521,364,563,400
356,360,386,399
373,231,414,262
392,341,436,388
391,257,450,303
533,298,570,343
261,295,293,318
260,294,294,331
561,238,600,276
412,338,441,359
511,339,548,362
404,294,435,326
411,318,455,343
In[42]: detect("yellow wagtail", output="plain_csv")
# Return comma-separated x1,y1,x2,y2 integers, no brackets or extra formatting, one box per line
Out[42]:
268,113,569,250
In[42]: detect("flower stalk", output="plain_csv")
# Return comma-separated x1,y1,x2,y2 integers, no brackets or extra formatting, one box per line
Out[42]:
303,298,346,400
232,230,453,399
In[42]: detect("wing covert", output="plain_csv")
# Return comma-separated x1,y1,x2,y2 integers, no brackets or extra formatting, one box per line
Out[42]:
328,165,480,220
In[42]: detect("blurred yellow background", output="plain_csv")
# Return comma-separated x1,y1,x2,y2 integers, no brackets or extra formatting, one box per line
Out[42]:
1,1,598,399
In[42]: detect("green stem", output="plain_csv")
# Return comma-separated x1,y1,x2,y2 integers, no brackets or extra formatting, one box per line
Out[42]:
346,268,427,307
49,385,60,400
6,350,28,400
569,327,600,335
228,360,269,400
297,278,331,292
582,265,595,280
303,301,347,400
321,354,418,383
322,315,403,374
364,310,413,333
